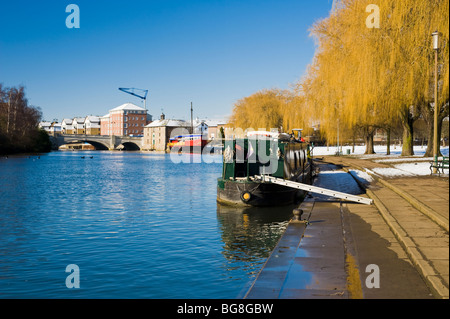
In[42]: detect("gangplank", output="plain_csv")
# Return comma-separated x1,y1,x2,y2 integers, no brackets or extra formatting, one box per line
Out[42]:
254,175,373,205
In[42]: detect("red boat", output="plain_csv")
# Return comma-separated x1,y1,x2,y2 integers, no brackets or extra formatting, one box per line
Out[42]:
168,134,208,153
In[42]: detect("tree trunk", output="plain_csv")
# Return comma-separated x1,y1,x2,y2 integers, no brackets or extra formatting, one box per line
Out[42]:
352,133,355,153
437,119,443,155
364,126,375,154
399,104,420,157
401,117,414,156
386,127,391,155
424,120,434,157
424,107,445,158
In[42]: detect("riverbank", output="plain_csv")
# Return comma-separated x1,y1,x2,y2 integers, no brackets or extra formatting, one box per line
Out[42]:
0,129,52,156
246,155,448,299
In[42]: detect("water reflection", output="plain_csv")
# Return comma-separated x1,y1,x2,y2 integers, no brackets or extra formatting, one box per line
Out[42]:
0,151,299,298
216,203,296,276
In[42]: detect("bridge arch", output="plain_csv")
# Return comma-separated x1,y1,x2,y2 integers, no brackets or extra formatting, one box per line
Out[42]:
118,142,141,151
60,140,110,150
52,135,143,151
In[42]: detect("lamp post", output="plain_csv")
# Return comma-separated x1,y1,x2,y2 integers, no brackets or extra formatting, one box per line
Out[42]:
337,118,340,156
432,31,439,174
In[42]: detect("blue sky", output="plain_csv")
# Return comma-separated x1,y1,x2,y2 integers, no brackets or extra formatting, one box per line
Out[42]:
0,0,333,122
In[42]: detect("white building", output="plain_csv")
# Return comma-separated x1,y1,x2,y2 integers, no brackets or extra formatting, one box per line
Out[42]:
193,118,227,140
49,123,62,135
84,116,101,135
38,121,52,132
61,119,74,134
72,117,85,134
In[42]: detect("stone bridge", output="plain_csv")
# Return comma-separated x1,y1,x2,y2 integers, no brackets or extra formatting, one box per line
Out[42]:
50,134,143,150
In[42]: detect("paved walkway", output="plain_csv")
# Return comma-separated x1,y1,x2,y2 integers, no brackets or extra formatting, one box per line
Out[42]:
322,155,449,298
245,156,449,299
245,199,350,299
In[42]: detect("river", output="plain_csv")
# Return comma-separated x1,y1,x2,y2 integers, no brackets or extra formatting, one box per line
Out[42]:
0,151,294,298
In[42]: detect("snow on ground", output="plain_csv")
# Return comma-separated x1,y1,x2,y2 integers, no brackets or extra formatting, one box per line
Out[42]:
348,169,374,185
312,144,449,157
312,145,449,178
372,163,435,177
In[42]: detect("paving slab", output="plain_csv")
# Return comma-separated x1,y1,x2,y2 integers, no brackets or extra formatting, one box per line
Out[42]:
246,160,438,299
321,155,449,298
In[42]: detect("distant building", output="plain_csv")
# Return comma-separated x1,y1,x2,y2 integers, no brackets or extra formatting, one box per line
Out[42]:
193,118,208,137
108,103,151,136
100,113,111,136
61,119,74,135
49,122,62,135
73,117,85,134
39,121,62,135
38,121,52,133
143,113,189,151
374,128,387,143
201,119,227,141
84,116,101,135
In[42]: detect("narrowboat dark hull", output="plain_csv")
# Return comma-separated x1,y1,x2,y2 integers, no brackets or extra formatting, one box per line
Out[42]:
217,179,306,207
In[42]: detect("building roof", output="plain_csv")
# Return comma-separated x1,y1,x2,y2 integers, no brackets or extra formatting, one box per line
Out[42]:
109,103,146,112
193,118,227,127
39,121,52,128
85,116,100,123
62,118,73,124
145,119,189,128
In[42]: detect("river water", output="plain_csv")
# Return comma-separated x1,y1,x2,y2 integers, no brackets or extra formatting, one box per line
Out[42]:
0,151,294,298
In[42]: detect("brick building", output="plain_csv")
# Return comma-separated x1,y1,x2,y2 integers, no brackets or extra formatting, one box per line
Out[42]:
100,114,111,136
101,103,151,136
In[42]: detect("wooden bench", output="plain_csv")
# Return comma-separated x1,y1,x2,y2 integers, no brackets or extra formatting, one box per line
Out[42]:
430,156,449,175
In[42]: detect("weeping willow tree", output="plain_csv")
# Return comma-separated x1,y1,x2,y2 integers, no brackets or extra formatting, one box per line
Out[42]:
304,1,388,153
228,0,448,156
229,89,292,132
382,0,449,155
418,1,450,157
307,0,449,155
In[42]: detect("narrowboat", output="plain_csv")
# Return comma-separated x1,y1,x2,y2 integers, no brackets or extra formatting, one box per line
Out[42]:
217,130,314,207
